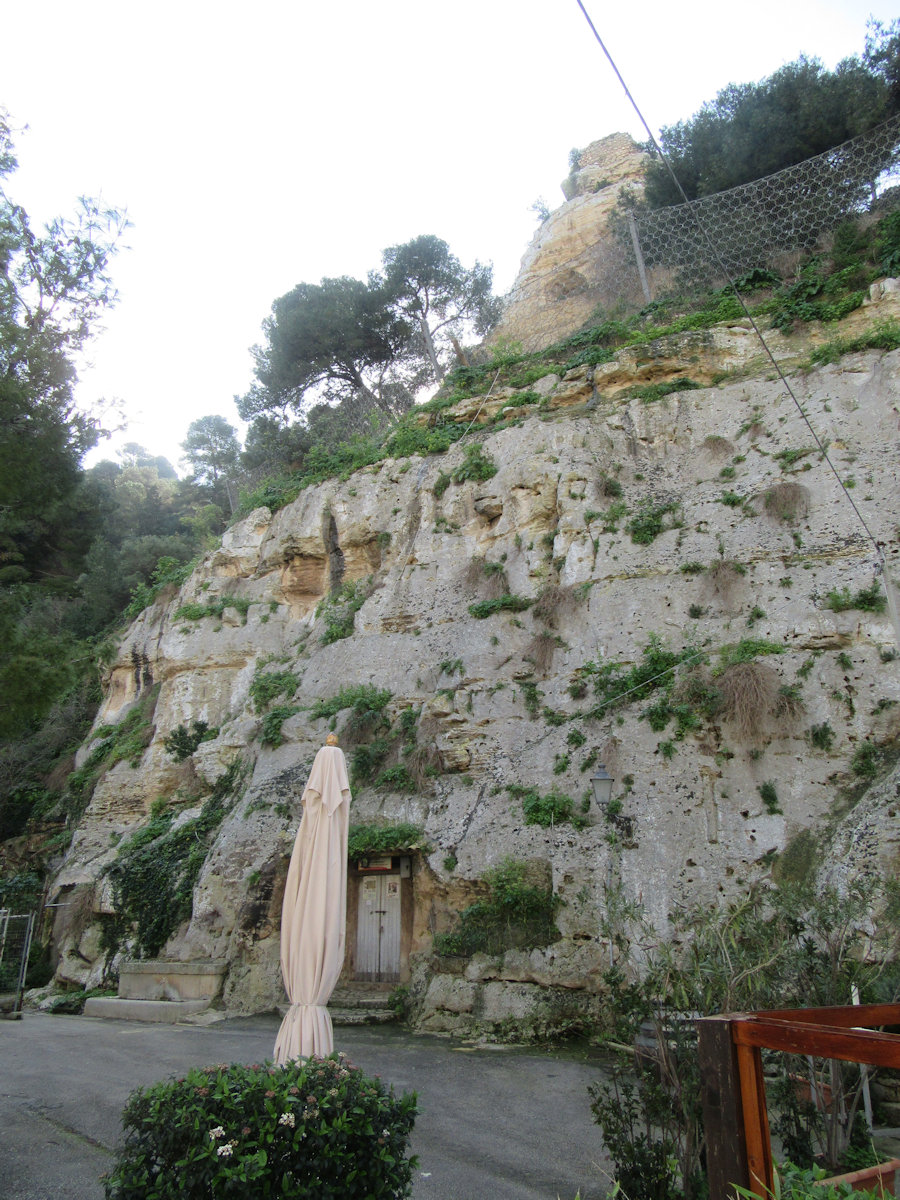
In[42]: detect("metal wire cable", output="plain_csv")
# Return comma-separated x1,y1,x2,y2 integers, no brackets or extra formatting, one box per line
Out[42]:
573,0,890,572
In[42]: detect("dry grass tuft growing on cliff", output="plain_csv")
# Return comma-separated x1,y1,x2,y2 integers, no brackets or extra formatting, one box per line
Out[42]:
406,716,445,790
523,631,557,675
763,481,811,523
705,559,746,613
716,661,781,741
532,583,582,628
461,556,508,599
701,435,735,458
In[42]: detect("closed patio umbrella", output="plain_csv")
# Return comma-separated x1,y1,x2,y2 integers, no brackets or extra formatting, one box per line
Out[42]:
274,736,351,1062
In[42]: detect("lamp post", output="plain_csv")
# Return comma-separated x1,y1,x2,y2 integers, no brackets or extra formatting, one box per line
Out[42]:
590,764,614,810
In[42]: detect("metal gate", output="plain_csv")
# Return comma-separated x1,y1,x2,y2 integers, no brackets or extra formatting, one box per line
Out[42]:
0,910,35,1020
356,874,401,982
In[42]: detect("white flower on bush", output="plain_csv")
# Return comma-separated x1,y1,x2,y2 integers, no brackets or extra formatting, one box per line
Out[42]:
216,1142,235,1158
278,1112,296,1128
209,1126,225,1140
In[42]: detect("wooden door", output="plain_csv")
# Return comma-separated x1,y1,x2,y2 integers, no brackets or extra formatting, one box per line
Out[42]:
356,874,402,982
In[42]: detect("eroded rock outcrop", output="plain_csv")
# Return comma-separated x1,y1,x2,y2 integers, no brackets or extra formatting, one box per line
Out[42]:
491,133,648,352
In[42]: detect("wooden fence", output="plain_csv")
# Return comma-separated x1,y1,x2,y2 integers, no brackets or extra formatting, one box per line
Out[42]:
697,1004,900,1200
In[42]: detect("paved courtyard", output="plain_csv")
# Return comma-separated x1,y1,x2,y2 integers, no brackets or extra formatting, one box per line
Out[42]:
0,1011,614,1199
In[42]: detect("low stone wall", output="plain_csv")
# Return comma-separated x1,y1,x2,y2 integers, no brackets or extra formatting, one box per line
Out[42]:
405,950,608,1040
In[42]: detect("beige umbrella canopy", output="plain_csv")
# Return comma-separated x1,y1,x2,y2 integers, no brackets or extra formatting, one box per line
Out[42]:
274,736,351,1063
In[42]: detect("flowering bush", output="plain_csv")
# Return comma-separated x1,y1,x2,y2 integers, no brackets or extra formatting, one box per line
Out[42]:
103,1055,418,1199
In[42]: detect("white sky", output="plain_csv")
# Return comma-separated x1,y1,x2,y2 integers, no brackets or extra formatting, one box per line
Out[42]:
3,0,897,473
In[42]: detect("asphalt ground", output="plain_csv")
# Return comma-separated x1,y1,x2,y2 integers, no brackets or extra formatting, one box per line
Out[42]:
0,1012,614,1200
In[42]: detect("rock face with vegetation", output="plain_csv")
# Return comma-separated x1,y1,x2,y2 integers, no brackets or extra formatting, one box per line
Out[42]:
49,265,900,1029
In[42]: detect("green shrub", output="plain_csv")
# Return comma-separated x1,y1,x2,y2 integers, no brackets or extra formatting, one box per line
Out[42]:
584,634,694,717
774,447,815,470
511,785,575,827
432,470,451,498
632,377,702,404
850,742,879,778
259,706,301,747
468,594,532,618
347,823,426,861
317,578,371,644
590,1074,686,1200
601,500,628,533
162,720,218,762
451,442,497,484
825,584,886,614
374,764,415,791
175,595,252,623
66,689,159,816
432,857,560,956
626,500,680,544
123,555,199,620
383,422,460,459
104,760,246,958
103,1056,418,1200
758,780,782,814
715,638,785,672
237,474,304,515
250,668,300,713
309,684,392,723
808,722,835,751
807,319,900,365
350,738,391,785
0,870,43,911
876,210,900,275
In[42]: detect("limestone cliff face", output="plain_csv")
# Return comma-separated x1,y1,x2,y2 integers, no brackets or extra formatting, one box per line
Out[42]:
492,133,647,353
51,284,900,1029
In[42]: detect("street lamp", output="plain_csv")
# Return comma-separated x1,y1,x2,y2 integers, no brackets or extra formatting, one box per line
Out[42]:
590,764,614,809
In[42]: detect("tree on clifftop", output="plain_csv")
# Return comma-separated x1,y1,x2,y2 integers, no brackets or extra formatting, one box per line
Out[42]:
380,234,500,382
644,22,900,208
237,275,414,427
236,237,500,443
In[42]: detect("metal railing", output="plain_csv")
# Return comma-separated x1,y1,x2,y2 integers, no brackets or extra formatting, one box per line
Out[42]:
697,1004,900,1200
0,909,35,1019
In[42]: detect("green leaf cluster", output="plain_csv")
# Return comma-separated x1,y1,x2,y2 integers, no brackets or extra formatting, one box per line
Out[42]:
309,684,392,724
450,442,497,484
174,594,252,623
432,857,560,957
825,584,886,614
468,594,532,619
103,760,245,959
162,719,217,762
103,1055,418,1200
66,689,159,815
249,667,300,713
626,500,681,545
347,822,426,861
259,705,302,748
316,578,371,644
508,784,580,829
